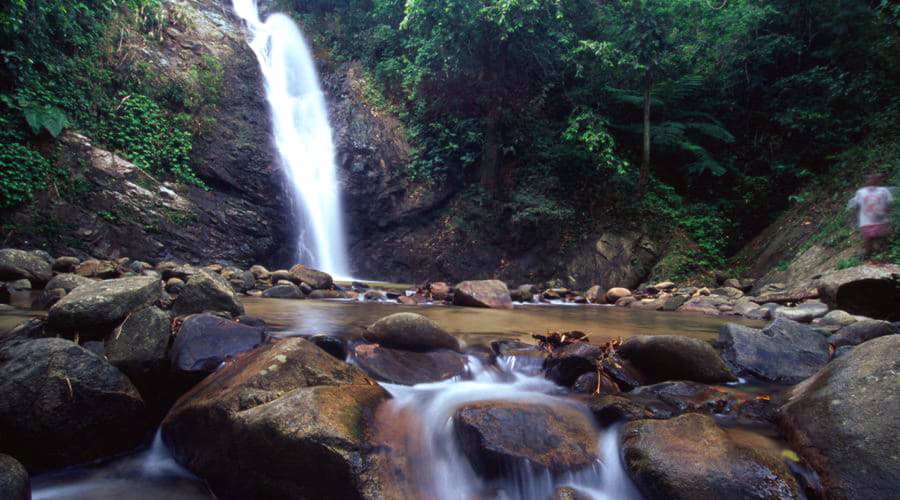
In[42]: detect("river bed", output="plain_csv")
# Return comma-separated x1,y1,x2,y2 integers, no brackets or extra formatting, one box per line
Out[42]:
17,298,772,499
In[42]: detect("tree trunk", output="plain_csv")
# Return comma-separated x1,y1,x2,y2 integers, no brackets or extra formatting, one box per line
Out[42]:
637,69,652,198
480,108,500,191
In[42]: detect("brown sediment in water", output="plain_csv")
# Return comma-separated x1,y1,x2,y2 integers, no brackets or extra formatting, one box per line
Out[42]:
242,297,765,347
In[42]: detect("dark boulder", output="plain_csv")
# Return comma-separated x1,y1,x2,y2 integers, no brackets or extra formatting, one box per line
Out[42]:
779,335,899,500
622,414,800,500
352,343,467,385
543,342,601,387
308,289,347,299
619,335,735,384
365,312,460,352
490,340,547,375
717,319,829,384
453,401,599,478
310,334,347,360
828,320,896,349
816,264,900,321
0,338,147,469
172,270,244,317
0,453,29,500
52,256,81,273
0,249,52,287
288,264,333,290
162,338,390,500
31,288,66,310
47,276,162,337
261,283,304,299
170,313,265,382
105,306,171,399
453,280,513,309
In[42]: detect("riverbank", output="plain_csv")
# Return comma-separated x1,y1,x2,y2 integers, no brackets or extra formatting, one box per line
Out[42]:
1,246,898,499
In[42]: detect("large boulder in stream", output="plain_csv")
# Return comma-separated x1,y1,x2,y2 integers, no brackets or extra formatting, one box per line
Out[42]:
716,319,829,384
816,264,900,321
46,276,162,337
105,306,171,398
288,264,334,290
452,280,513,309
172,269,244,317
453,401,599,478
352,343,467,385
779,335,900,500
169,313,265,383
0,454,29,500
542,342,602,387
365,312,460,352
619,335,735,384
162,337,390,500
622,413,800,500
0,248,52,287
0,338,147,469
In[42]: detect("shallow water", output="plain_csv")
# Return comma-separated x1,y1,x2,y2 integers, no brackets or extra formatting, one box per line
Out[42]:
20,298,768,499
243,296,764,346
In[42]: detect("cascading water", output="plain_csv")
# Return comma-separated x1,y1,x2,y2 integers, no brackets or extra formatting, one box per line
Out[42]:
232,0,349,277
379,357,642,500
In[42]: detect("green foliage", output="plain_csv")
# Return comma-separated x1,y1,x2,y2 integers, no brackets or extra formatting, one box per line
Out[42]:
837,257,861,270
0,143,52,209
99,94,204,187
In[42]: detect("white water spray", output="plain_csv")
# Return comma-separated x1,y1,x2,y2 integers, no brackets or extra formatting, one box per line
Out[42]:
380,357,642,500
233,0,349,276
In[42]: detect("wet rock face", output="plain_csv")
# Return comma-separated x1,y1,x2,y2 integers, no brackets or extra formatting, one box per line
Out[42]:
0,338,147,470
453,280,513,309
0,249,52,287
0,454,29,500
816,264,900,321
779,335,900,500
717,319,829,384
162,338,391,500
365,312,460,352
47,276,162,337
622,414,800,500
453,401,599,478
352,344,467,385
619,335,736,384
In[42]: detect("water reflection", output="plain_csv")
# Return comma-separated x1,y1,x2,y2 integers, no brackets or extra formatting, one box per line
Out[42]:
244,297,764,346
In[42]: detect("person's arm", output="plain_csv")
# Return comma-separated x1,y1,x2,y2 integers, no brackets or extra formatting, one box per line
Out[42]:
847,192,859,209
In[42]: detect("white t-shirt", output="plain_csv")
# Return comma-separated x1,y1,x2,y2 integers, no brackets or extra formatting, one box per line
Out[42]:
848,186,893,227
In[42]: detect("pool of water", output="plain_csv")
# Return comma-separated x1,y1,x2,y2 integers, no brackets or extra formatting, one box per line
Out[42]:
11,296,767,500
243,297,764,346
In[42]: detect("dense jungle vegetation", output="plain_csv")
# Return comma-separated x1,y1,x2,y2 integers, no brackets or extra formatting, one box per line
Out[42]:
2,0,899,273
288,0,900,270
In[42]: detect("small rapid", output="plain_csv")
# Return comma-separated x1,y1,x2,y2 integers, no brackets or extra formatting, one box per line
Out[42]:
379,356,642,500
232,0,350,276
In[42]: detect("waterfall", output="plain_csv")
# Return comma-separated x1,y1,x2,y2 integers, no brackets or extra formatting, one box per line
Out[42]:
232,0,349,277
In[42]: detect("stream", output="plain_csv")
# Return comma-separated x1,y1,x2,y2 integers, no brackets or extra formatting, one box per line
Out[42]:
18,298,774,499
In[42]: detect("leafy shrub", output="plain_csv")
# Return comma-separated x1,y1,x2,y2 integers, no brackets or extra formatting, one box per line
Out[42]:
100,94,205,188
0,143,52,209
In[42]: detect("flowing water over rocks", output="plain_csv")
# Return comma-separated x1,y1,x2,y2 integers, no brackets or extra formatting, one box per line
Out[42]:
378,356,642,500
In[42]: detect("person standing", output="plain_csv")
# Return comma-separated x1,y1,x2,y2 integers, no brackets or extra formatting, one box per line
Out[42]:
848,174,894,257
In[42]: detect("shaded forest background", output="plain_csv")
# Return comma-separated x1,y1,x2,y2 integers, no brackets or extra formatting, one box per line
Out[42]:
2,0,899,280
